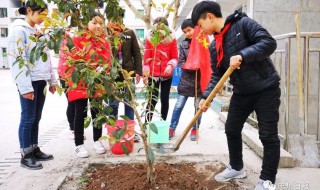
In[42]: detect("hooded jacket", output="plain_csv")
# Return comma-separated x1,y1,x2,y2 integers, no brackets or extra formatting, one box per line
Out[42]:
7,19,56,95
203,12,280,99
177,38,202,97
143,30,178,78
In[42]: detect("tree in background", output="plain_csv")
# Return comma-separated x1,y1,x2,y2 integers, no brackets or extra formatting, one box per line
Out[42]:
123,0,181,29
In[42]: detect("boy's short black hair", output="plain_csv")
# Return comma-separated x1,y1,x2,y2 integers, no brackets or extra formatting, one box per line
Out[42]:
181,18,194,30
191,1,222,26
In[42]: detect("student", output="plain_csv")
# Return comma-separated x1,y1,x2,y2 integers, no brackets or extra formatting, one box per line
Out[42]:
169,19,202,141
65,12,112,158
8,1,56,170
192,1,280,189
107,10,142,142
143,17,178,121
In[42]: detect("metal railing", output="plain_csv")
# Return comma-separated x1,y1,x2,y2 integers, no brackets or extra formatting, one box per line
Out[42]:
272,32,320,142
221,32,320,143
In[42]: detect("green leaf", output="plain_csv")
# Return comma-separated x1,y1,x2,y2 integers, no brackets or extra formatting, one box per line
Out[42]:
66,37,74,50
71,69,78,83
103,106,113,115
138,148,144,153
149,123,158,134
54,37,62,54
147,147,155,163
35,48,41,61
107,117,116,126
18,59,24,69
55,84,63,96
41,53,48,62
121,143,129,155
49,41,55,49
29,35,36,42
113,128,125,139
120,115,130,121
84,117,91,128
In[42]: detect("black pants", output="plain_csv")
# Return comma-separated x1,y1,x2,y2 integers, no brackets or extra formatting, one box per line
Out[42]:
73,98,102,146
145,77,172,121
225,86,280,183
60,79,75,131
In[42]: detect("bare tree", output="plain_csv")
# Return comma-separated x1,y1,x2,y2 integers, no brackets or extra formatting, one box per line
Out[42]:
123,0,181,29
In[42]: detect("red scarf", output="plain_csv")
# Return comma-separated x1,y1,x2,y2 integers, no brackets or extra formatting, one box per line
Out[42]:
214,23,231,67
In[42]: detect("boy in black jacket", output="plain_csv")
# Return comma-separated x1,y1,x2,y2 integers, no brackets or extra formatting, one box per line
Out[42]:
192,1,280,189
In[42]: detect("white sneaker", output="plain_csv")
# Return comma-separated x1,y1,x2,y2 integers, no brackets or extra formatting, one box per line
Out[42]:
74,145,89,158
254,179,276,190
214,165,247,182
93,141,106,154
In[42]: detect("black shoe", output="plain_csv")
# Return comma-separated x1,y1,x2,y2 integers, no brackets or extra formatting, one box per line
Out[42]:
21,153,43,170
33,147,54,161
134,134,140,142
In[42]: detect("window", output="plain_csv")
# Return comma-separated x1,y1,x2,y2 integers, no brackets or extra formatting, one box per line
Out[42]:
135,9,144,19
0,28,8,38
135,29,145,40
0,8,8,18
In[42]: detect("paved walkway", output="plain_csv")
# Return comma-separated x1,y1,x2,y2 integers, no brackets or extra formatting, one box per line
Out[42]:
0,69,319,190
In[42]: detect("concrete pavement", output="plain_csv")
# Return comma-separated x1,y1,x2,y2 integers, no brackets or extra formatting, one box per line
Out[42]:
0,69,319,190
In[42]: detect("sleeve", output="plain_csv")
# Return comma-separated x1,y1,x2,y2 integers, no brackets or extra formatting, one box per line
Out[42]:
238,17,277,64
130,30,142,76
7,27,33,95
142,39,153,76
46,50,57,86
177,43,186,68
167,39,178,69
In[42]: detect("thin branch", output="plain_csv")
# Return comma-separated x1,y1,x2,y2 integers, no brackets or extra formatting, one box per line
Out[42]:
164,0,176,19
139,0,147,10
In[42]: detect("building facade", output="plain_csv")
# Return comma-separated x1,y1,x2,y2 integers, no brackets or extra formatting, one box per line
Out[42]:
0,0,23,68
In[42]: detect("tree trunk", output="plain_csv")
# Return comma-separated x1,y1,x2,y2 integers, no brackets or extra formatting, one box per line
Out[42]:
123,0,152,29
172,0,181,29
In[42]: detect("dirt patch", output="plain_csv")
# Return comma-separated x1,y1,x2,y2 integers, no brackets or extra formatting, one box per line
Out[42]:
82,162,241,190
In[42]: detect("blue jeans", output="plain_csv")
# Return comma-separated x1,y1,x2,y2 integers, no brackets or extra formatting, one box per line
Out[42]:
18,80,47,149
170,95,202,130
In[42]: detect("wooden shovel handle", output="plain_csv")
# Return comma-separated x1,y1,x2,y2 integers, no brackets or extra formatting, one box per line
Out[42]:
173,67,235,151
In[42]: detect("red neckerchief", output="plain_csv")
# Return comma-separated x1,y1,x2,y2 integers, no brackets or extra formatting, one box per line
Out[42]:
214,23,231,67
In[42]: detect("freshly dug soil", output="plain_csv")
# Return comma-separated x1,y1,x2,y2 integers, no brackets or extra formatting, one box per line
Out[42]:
83,162,240,190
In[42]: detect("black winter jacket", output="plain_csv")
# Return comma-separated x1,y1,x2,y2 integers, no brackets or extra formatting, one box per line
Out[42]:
177,38,202,97
203,12,280,99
